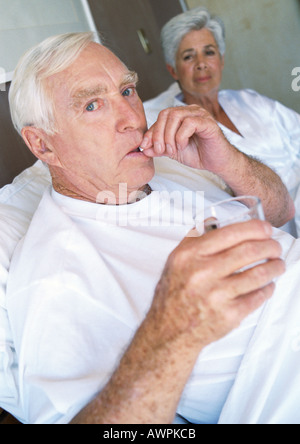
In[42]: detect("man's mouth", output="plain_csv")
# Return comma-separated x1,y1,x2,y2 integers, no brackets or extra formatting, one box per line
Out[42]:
129,146,144,153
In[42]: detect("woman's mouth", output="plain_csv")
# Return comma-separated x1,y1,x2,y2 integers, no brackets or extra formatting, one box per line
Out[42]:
195,76,211,83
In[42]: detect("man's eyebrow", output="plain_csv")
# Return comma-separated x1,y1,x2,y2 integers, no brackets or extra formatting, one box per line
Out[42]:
120,70,139,88
70,85,108,107
70,71,138,108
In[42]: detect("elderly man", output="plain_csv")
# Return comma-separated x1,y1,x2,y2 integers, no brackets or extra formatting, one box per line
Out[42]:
5,32,296,424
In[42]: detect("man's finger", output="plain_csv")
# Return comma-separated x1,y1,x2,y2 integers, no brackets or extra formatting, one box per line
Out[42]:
233,281,276,320
224,258,285,299
186,219,273,255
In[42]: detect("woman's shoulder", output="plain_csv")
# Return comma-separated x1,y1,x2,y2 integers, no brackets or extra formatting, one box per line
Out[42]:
219,88,276,111
220,88,270,102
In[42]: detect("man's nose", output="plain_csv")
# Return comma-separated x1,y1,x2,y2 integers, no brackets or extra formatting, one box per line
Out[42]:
115,98,141,132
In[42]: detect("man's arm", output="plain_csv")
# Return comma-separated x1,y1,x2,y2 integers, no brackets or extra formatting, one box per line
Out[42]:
215,147,295,228
71,220,284,424
140,105,295,228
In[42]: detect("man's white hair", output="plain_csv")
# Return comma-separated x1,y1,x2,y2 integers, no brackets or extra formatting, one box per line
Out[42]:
9,32,97,136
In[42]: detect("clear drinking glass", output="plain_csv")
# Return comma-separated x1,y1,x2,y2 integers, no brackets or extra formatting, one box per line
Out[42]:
195,196,265,272
195,195,265,235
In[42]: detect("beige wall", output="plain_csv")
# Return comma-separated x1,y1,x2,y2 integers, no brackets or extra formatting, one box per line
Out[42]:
186,0,300,113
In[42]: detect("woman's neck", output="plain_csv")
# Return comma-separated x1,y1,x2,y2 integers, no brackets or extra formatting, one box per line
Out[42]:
184,89,221,119
183,90,242,136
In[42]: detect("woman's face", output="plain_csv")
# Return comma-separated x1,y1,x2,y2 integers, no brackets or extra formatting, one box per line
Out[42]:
168,28,224,103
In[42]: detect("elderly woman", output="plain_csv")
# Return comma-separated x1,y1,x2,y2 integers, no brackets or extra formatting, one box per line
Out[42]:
144,7,300,236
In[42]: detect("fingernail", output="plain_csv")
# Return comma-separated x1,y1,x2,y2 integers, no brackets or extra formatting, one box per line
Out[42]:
264,222,273,236
154,141,163,153
166,144,174,155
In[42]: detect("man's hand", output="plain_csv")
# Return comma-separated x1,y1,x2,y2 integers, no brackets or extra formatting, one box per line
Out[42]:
150,219,285,347
140,105,236,174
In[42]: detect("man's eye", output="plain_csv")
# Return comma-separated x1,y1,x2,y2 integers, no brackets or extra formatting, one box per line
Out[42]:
86,101,99,112
122,87,135,97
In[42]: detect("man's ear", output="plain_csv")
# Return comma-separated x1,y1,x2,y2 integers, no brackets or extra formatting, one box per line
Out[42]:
166,64,179,81
21,126,61,166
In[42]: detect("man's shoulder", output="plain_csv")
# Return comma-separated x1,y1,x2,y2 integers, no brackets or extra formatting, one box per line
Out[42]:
8,189,75,273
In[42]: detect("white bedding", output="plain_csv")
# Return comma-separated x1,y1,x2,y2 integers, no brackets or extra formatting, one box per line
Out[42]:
0,161,50,415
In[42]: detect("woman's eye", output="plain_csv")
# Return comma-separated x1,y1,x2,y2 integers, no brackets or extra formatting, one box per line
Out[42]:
86,101,99,112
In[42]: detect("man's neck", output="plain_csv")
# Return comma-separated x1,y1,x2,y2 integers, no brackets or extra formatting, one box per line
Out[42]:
51,175,152,205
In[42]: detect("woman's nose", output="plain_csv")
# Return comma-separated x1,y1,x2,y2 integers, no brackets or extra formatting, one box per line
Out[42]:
195,55,207,70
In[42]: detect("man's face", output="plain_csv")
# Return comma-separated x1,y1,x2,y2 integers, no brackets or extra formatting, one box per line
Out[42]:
44,42,154,203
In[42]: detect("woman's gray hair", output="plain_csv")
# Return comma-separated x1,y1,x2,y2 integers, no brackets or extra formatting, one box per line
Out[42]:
161,7,226,69
9,32,97,136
